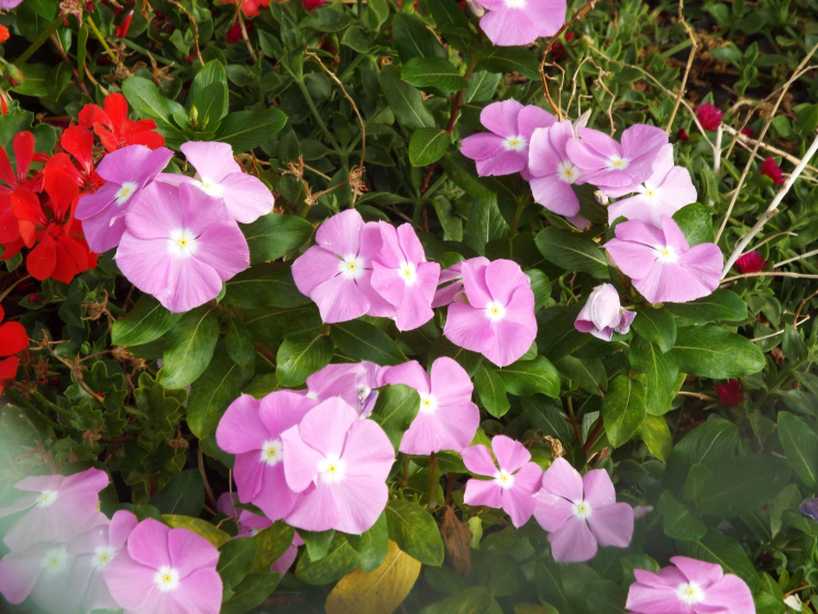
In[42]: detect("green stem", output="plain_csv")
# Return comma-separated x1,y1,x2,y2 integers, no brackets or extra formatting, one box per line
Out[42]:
16,19,60,64
295,78,341,152
427,452,439,506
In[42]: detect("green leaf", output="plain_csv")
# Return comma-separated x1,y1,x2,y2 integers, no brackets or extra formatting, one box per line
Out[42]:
225,321,255,367
556,355,606,396
190,60,229,130
777,412,818,488
386,498,445,566
420,0,473,45
244,214,313,265
639,414,673,461
276,333,333,387
500,357,560,398
666,289,748,323
392,13,446,62
680,531,760,591
301,530,336,562
630,339,679,416
224,264,311,310
666,416,741,485
409,128,451,167
602,375,647,447
111,295,181,347
187,351,254,439
222,572,281,614
158,307,220,389
122,76,187,129
363,0,389,30
348,513,389,572
252,522,295,571
534,228,609,279
632,307,677,353
218,538,259,591
673,203,714,245
672,326,765,379
151,469,204,516
331,320,406,365
162,515,231,547
296,533,360,585
476,46,540,80
474,361,510,418
657,491,706,541
422,587,502,614
216,108,288,152
371,384,420,449
402,58,466,94
378,66,435,130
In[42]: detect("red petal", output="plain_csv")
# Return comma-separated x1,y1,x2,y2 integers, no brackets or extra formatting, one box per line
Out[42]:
0,194,21,243
103,93,129,132
26,233,56,280
0,321,27,355
60,126,94,175
12,131,35,180
0,146,16,187
0,304,4,322
52,232,94,284
0,355,19,380
43,155,81,218
1,238,23,259
78,103,107,130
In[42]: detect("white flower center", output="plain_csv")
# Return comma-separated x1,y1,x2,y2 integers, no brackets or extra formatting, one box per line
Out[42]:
192,177,225,198
36,489,58,508
642,184,658,199
167,228,198,258
485,300,507,322
676,582,705,605
504,0,526,8
494,469,516,489
418,393,438,415
338,254,364,280
153,566,180,592
572,500,593,519
91,545,116,569
502,135,527,152
317,454,347,484
306,390,319,400
654,244,679,263
557,160,579,184
260,439,283,466
357,384,373,404
398,261,417,286
607,155,629,170
41,548,69,574
115,181,138,205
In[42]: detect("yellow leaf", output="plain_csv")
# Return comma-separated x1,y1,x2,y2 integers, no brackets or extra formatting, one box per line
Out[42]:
325,540,421,614
161,514,231,548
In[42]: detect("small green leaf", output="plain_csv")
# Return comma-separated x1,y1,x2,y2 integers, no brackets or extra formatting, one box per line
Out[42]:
402,58,466,94
151,470,204,516
500,357,560,399
216,108,288,152
379,66,435,130
371,384,420,449
244,214,313,264
162,515,231,547
672,326,765,379
630,339,679,416
158,307,220,389
111,295,181,347
386,498,445,566
666,289,748,323
632,307,677,353
673,203,714,245
474,362,510,418
534,228,609,279
777,412,818,488
331,320,406,365
276,333,333,387
602,375,647,447
657,491,706,541
409,128,451,167
639,414,673,461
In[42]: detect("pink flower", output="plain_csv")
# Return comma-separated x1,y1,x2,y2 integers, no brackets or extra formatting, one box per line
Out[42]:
534,457,634,563
305,361,384,416
0,468,109,551
292,209,378,323
626,556,755,614
604,217,723,304
361,221,441,331
696,103,723,132
460,100,555,177
735,250,766,274
216,391,316,521
473,0,566,47
115,181,250,313
281,397,395,534
605,144,697,225
76,145,173,253
462,435,542,528
159,141,274,224
382,357,479,455
760,156,785,185
104,518,223,614
567,124,669,189
574,283,635,341
527,120,583,217
439,257,537,367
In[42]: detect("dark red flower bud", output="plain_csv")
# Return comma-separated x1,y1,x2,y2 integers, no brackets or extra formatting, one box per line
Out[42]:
549,41,566,62
565,31,575,42
226,21,243,44
303,0,326,10
740,126,753,138
115,10,134,38
714,379,743,407
676,128,689,142
696,102,723,132
760,157,785,186
735,250,766,274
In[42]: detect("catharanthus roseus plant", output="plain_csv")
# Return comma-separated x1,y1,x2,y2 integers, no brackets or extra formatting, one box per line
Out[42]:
1,0,818,613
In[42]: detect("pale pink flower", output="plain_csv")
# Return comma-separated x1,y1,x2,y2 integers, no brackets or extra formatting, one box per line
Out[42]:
462,435,542,528
473,0,566,47
528,120,583,217
574,283,635,341
281,397,395,535
534,458,634,563
382,357,479,455
305,361,384,416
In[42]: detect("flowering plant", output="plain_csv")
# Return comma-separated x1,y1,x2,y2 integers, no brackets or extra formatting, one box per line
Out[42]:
1,1,818,613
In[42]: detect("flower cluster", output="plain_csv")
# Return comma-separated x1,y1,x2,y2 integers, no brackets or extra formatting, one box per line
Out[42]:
0,94,165,284
80,140,273,313
0,303,26,394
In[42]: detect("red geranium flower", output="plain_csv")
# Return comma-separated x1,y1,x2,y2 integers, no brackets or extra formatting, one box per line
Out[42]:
78,93,165,153
0,303,27,395
714,380,744,407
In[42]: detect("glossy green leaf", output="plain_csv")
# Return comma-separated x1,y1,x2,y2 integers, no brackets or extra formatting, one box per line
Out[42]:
602,375,647,447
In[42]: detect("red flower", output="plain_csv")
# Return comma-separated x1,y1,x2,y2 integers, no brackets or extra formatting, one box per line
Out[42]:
735,250,766,274
760,157,785,185
226,20,243,44
115,10,134,38
0,304,27,395
714,380,744,407
26,221,97,283
0,25,10,44
564,31,575,42
696,102,723,132
549,41,566,62
303,0,325,10
232,0,270,18
78,93,165,153
740,126,753,138
676,128,689,142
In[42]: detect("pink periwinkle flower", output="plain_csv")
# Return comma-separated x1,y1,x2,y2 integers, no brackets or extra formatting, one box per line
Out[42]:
604,217,723,304
605,144,697,225
281,397,395,535
104,518,223,614
626,556,755,614
361,221,441,331
305,361,384,416
0,467,109,551
460,100,555,177
382,357,479,455
216,391,317,521
115,181,250,314
566,124,669,189
159,141,274,224
75,144,173,253
473,0,566,47
438,257,537,367
462,435,542,528
292,209,379,324
534,457,634,563
528,120,583,217
574,283,635,342
0,0,24,9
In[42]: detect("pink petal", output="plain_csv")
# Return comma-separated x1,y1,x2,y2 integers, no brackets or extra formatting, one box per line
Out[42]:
81,208,127,253
0,546,43,604
251,464,299,522
479,9,540,46
460,133,504,162
517,105,556,139
475,150,527,176
491,318,537,367
587,502,634,548
109,510,139,550
502,487,536,528
258,390,317,437
485,258,526,305
97,145,173,186
382,360,430,394
604,238,657,280
540,457,583,501
121,181,184,241
315,209,364,257
626,583,690,614
525,0,567,36
548,518,598,563
461,258,492,307
172,568,223,614
162,258,224,313
582,468,616,506
126,519,171,570
533,491,574,532
326,477,389,535
670,556,724,586
309,272,372,323
464,478,503,509
167,527,219,578
216,394,265,454
281,426,323,493
104,553,159,610
297,397,359,459
702,574,755,612
292,245,341,296
479,100,523,137
621,124,669,167
284,483,340,532
430,357,473,404
491,434,531,472
75,183,118,220
234,451,265,503
219,173,275,224
528,127,560,177
341,419,396,483
396,223,426,264
530,175,581,216
660,216,691,252
181,141,241,183
462,444,498,477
